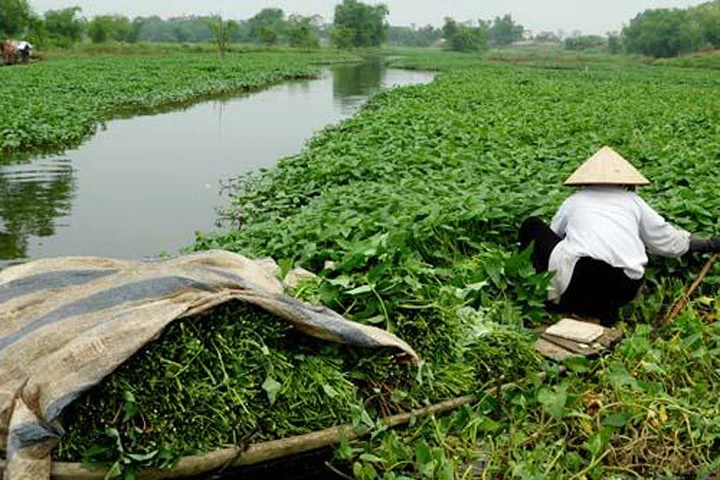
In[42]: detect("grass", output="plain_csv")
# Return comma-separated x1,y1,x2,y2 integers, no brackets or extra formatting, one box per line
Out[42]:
39,42,359,59
374,45,642,72
649,50,720,70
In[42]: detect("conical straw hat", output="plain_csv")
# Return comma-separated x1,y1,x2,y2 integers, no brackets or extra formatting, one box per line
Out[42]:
564,146,650,186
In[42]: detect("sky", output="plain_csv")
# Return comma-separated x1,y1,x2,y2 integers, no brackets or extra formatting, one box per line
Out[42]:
29,0,709,35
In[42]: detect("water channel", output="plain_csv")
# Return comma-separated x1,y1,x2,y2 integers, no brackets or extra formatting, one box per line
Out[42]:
0,61,434,266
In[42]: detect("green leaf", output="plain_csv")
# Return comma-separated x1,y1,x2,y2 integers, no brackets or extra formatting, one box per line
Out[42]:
353,461,364,478
347,285,373,295
414,440,432,465
105,427,124,453
603,412,630,428
359,453,384,464
262,377,282,405
335,432,354,460
122,391,137,423
564,356,590,373
322,384,338,399
586,427,612,457
126,451,158,463
537,385,568,418
327,275,352,288
364,315,386,324
107,460,123,478
607,363,639,390
390,389,408,403
465,281,489,292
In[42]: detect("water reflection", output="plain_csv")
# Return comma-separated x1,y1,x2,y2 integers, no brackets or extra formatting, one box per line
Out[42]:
333,58,384,112
0,158,75,263
0,62,434,264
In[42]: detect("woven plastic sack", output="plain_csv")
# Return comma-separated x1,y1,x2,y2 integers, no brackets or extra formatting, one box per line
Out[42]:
0,250,418,479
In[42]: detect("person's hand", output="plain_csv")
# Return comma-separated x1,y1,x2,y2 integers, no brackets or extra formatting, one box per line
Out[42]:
711,236,720,252
689,235,720,253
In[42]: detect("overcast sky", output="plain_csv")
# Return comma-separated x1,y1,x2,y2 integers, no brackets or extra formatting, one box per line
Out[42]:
29,0,708,35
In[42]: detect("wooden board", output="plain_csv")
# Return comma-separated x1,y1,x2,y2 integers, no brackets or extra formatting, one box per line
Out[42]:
535,318,623,361
545,318,605,343
534,339,579,361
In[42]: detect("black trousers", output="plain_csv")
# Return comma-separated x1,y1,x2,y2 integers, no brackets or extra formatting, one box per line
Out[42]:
519,217,643,326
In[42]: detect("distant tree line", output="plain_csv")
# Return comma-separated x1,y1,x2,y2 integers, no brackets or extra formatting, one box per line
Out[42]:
439,1,720,58
0,2,324,49
5,0,718,58
0,0,393,50
559,1,720,57
622,1,720,57
441,15,525,52
387,25,442,47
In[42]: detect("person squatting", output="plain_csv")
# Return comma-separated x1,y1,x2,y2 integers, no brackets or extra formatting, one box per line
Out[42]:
519,146,720,326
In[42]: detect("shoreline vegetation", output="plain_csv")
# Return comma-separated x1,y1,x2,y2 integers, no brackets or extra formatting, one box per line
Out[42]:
40,46,720,478
0,47,360,156
4,44,720,158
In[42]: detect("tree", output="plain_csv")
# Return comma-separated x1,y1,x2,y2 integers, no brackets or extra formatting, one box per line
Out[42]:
248,8,285,45
207,15,237,59
534,31,560,43
26,14,46,47
173,24,190,43
442,18,489,52
332,0,388,48
564,34,606,51
86,15,137,43
490,14,524,46
442,18,459,46
330,25,354,49
622,9,702,58
287,16,320,49
136,16,174,42
127,17,145,43
133,15,244,44
44,7,85,46
0,0,32,37
607,32,622,54
690,1,720,49
388,24,442,47
110,16,133,42
229,20,252,43
258,25,278,45
88,15,113,43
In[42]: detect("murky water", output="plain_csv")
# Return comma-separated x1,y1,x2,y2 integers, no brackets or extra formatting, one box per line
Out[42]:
0,61,433,265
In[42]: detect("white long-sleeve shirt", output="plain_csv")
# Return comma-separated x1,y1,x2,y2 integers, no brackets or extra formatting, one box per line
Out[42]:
547,186,691,302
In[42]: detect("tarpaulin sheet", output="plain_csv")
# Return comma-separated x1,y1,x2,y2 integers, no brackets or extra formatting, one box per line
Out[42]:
0,250,418,479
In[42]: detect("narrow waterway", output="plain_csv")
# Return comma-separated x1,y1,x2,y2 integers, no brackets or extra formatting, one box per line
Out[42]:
0,61,434,266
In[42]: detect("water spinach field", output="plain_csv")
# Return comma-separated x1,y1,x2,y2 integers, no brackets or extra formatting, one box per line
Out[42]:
0,49,357,154
0,55,433,266
6,50,720,478
195,60,720,478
